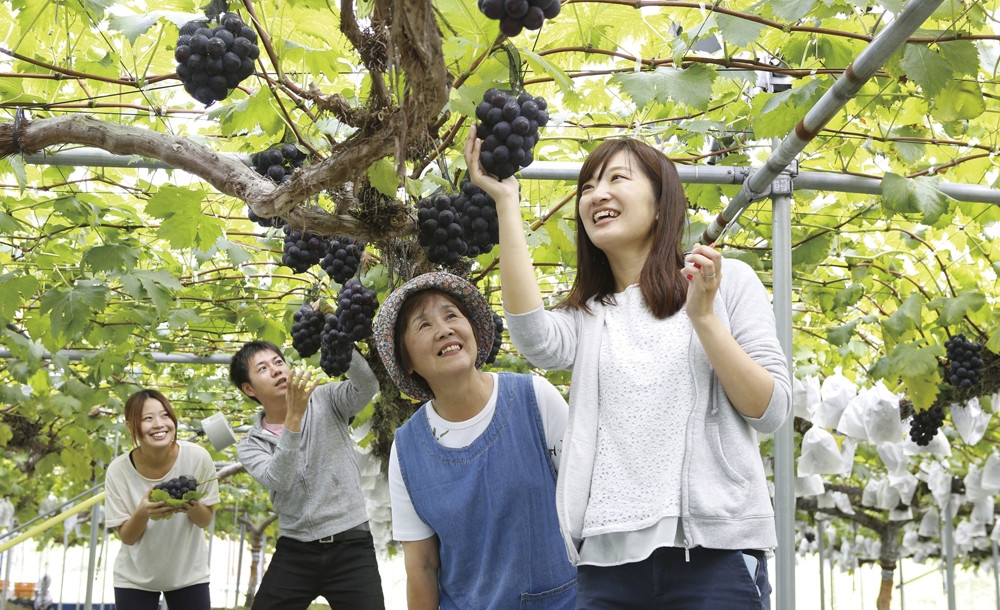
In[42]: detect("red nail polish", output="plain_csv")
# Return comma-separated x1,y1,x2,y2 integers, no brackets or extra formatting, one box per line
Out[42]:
687,274,693,280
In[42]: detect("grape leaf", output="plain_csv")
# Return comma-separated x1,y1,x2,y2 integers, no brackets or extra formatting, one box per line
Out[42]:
883,294,924,339
935,291,987,327
612,64,716,110
899,45,952,99
881,173,951,225
714,13,764,48
39,280,111,339
82,244,140,273
150,489,206,513
931,81,985,123
770,0,817,22
145,185,224,250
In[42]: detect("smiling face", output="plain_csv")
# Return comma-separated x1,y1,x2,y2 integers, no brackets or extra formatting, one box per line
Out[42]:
578,149,658,258
398,291,479,392
136,397,177,449
240,349,291,407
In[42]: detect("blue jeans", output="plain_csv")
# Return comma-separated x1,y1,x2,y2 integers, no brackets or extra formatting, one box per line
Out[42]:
576,547,770,610
114,582,209,610
250,530,385,610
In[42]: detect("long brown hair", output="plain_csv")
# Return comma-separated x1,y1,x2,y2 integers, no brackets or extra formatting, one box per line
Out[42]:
559,138,689,319
123,389,179,447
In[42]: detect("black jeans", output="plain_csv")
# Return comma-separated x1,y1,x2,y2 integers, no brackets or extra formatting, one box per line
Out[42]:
251,529,385,610
114,582,210,610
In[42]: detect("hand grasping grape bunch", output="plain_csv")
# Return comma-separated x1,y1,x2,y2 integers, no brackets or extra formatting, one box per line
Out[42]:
175,13,259,106
474,88,549,180
154,475,198,500
945,333,984,390
477,0,562,37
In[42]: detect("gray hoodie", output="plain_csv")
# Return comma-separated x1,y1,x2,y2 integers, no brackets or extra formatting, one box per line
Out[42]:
505,257,792,564
237,354,379,541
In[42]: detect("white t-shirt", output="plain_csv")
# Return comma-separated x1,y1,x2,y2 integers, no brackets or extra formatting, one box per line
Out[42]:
389,373,568,542
104,440,221,591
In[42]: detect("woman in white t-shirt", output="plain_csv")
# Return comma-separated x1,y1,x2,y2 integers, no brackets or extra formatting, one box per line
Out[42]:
104,389,220,610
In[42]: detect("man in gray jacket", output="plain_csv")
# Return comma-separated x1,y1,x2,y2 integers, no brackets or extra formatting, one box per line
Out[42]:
230,340,384,609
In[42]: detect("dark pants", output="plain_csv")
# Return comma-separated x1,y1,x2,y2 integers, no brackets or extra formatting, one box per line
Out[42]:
251,530,385,610
576,547,771,610
114,582,210,610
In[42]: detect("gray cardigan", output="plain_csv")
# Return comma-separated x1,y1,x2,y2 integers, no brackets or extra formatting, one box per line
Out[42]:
505,257,791,564
237,354,379,542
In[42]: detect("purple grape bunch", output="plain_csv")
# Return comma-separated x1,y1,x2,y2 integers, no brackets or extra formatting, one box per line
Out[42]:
175,13,259,106
247,144,307,228
477,0,562,37
417,181,499,265
319,280,379,377
321,236,363,285
281,226,330,273
945,333,984,390
291,303,325,358
474,88,549,180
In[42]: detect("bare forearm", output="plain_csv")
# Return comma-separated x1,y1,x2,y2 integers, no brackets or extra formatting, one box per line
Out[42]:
117,515,149,546
185,503,214,528
406,569,439,610
496,193,543,314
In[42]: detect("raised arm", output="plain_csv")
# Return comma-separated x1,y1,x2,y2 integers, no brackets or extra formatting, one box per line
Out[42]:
464,127,543,315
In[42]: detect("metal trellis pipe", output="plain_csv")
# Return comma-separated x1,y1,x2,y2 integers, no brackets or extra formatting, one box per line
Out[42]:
698,0,949,245
20,153,1000,206
771,174,796,609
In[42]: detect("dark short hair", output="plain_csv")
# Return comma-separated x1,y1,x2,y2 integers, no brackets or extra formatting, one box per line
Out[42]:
230,341,284,404
123,389,178,447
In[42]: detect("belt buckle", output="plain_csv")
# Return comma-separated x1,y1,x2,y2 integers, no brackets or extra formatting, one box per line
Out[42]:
315,534,337,544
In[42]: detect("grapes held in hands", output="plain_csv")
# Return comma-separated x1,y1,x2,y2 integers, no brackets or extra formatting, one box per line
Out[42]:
154,475,199,500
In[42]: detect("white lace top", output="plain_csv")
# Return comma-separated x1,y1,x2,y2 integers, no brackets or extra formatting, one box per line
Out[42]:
580,285,709,564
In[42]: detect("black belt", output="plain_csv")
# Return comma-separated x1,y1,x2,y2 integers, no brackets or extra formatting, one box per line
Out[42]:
312,522,370,544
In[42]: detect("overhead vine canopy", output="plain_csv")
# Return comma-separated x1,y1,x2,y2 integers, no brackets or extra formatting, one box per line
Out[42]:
1,0,999,602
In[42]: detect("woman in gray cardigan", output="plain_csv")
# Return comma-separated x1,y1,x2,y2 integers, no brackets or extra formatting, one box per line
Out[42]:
465,131,791,610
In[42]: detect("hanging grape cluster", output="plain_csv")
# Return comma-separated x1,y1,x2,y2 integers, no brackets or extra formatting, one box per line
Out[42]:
477,0,562,37
417,181,499,265
246,144,308,228
175,13,259,106
252,144,307,184
291,303,325,358
474,88,549,180
945,334,984,390
908,405,946,446
485,311,504,365
319,280,379,377
321,236,363,285
154,475,198,500
282,227,330,273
